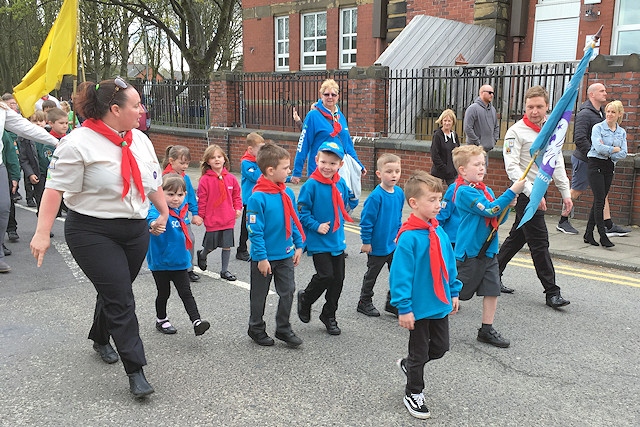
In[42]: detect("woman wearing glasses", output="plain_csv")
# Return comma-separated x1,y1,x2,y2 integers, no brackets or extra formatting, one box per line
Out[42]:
30,78,168,398
291,79,366,188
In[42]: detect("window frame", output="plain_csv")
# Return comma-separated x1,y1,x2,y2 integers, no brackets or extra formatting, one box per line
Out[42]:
300,11,327,71
275,15,290,72
339,7,357,69
612,0,640,54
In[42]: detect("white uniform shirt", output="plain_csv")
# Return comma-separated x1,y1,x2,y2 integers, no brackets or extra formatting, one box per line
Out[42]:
0,103,59,165
46,126,162,219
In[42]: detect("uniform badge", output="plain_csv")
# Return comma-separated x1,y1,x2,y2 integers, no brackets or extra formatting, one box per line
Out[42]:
249,214,256,224
476,202,485,211
490,206,501,214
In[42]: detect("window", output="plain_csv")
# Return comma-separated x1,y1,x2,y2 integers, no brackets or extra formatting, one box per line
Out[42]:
301,12,327,70
531,0,580,61
613,0,640,54
340,8,357,68
275,16,289,71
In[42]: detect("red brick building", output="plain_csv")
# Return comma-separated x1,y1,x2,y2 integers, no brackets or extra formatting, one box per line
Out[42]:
242,0,638,71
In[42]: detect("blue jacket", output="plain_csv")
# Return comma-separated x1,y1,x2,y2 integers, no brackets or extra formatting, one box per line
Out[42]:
588,120,627,164
453,184,515,260
246,187,304,261
389,227,462,320
293,101,364,177
437,183,461,245
297,176,358,255
184,174,198,219
359,184,404,256
241,158,262,204
146,201,192,271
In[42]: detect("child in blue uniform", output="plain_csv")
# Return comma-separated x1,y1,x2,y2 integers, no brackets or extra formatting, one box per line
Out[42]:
390,171,461,420
246,143,305,347
451,145,524,348
356,153,404,317
437,182,461,249
147,174,210,336
296,142,358,335
237,132,265,261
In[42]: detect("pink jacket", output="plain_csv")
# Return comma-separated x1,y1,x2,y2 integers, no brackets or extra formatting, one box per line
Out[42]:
197,168,242,231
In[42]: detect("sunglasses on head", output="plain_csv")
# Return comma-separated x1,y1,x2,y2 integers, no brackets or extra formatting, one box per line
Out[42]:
107,76,128,106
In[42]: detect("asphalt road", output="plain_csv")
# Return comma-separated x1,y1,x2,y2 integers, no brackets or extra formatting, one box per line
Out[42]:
1,204,639,426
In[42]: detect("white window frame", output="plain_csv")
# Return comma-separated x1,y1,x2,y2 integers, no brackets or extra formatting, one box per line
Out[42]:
339,8,357,69
301,11,327,70
612,0,640,54
275,16,290,72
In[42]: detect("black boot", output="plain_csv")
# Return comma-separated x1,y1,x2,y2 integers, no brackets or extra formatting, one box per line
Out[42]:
597,225,615,248
583,232,599,246
128,368,154,397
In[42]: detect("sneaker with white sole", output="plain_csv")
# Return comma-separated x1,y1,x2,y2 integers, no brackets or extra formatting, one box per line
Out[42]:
396,358,407,377
403,392,431,419
556,220,579,235
605,224,631,237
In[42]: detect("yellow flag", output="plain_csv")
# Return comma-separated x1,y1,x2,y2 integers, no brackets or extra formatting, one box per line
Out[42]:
13,0,78,118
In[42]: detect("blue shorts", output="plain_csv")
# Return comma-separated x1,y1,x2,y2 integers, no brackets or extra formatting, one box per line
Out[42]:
570,155,589,191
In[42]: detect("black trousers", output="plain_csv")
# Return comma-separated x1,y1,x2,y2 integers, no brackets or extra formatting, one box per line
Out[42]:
497,193,560,296
303,252,345,319
586,158,614,235
359,252,393,303
405,316,449,395
249,257,295,334
152,270,201,322
6,175,16,233
65,210,149,374
237,204,249,253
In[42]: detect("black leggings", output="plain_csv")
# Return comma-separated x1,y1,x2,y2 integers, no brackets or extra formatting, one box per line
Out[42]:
586,157,614,234
152,270,201,322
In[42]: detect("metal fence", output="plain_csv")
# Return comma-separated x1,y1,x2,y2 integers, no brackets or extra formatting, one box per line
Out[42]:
130,79,211,129
386,61,583,142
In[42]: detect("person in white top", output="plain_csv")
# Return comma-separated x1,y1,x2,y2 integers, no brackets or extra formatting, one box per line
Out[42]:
30,77,169,398
34,94,61,111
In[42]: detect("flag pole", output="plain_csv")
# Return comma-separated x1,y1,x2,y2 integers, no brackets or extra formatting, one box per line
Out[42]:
71,0,82,128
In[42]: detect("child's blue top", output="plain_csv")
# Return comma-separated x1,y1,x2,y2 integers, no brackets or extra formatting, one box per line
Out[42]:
297,176,358,255
437,182,460,244
389,227,462,320
246,187,304,261
146,200,191,271
359,184,405,256
184,174,198,218
453,184,515,260
241,159,261,204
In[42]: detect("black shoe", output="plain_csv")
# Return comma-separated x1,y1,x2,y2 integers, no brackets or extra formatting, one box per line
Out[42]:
477,326,510,348
188,271,200,282
248,328,275,346
2,244,11,256
357,300,380,317
344,251,349,258
49,232,54,238
156,320,177,334
384,301,398,317
27,199,37,208
599,235,615,248
297,290,311,323
500,284,515,294
11,193,22,202
92,342,119,364
128,369,154,398
319,314,341,335
396,358,408,377
546,294,570,308
196,250,207,271
194,319,210,336
275,330,303,347
584,233,599,246
7,231,18,242
235,251,251,261
403,392,431,419
220,270,237,281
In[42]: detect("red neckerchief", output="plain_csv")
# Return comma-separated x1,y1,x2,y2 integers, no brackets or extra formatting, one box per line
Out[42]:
169,204,192,250
241,150,256,163
162,164,185,177
318,108,342,137
453,176,498,229
309,169,353,231
396,214,450,304
523,115,542,133
205,168,228,207
252,176,306,241
49,130,66,139
82,118,145,201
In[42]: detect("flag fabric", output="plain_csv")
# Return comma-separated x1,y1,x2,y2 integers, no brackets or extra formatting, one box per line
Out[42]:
13,0,78,118
516,37,598,229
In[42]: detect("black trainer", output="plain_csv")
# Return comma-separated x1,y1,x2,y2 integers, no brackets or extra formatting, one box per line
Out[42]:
297,290,311,323
248,328,275,346
403,392,431,419
275,330,303,347
357,300,380,317
384,301,398,317
477,326,510,348
188,271,200,282
546,294,570,308
319,314,341,335
396,358,407,377
196,250,207,271
194,319,210,336
236,251,251,261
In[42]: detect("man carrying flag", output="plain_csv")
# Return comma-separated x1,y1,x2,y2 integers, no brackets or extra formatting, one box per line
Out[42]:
496,86,571,309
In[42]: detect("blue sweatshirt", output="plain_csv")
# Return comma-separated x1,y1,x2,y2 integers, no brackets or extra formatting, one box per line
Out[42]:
184,174,198,219
359,184,405,256
389,227,462,320
453,184,515,260
246,187,304,261
297,176,358,255
241,158,262,204
437,183,461,245
146,201,192,271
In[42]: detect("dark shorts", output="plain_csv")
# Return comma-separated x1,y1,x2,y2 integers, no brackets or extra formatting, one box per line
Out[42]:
571,155,589,191
202,229,235,251
456,256,501,301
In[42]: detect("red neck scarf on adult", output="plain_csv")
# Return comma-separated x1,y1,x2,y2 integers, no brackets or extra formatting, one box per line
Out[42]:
309,169,353,231
49,130,66,140
169,204,193,250
241,149,256,163
162,164,185,176
82,118,145,201
396,214,450,304
205,168,228,207
252,176,306,241
318,107,342,137
523,115,542,133
452,175,498,230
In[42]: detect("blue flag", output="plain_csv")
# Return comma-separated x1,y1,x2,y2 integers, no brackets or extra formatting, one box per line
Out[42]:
517,37,598,229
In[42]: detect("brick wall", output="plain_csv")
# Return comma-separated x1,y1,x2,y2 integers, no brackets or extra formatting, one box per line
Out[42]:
407,0,475,24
